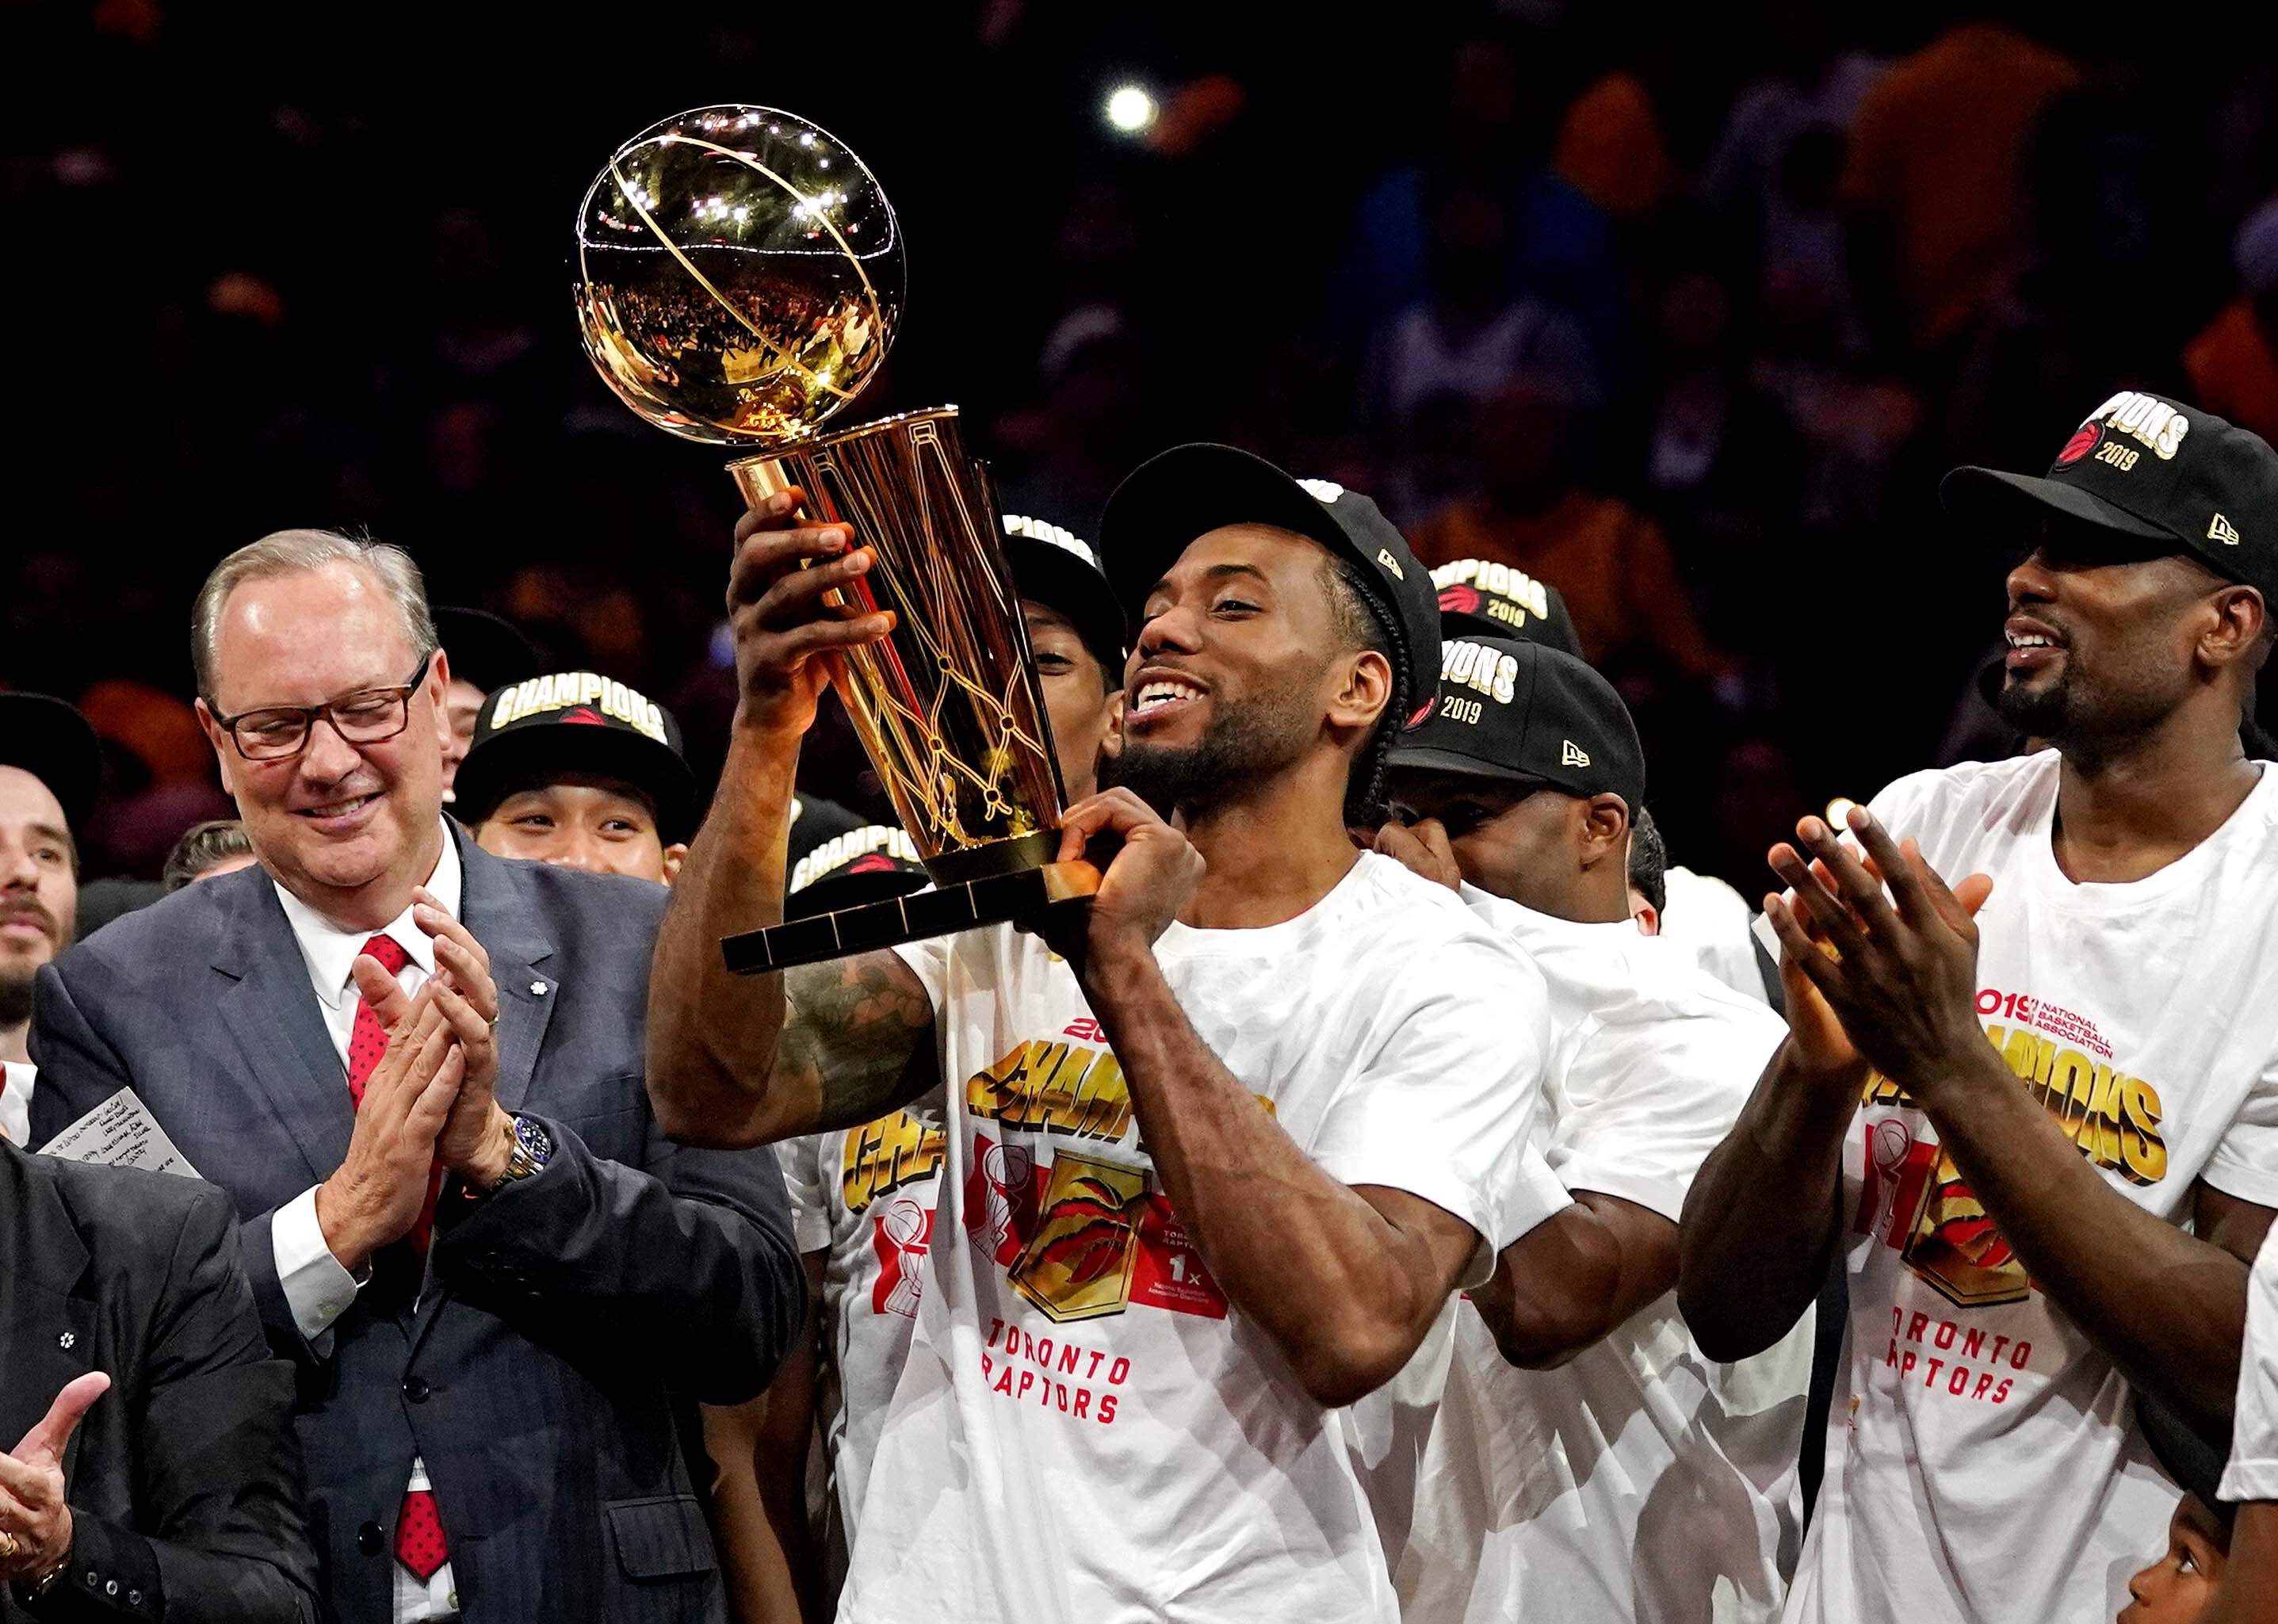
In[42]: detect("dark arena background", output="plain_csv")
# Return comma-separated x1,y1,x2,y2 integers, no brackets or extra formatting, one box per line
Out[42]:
6,0,2273,885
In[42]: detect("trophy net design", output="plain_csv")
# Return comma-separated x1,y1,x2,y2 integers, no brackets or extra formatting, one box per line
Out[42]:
728,411,1065,883
574,105,1096,971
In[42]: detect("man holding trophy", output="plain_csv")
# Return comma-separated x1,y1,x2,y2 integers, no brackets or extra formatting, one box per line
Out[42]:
583,106,1554,1620
648,448,1559,1622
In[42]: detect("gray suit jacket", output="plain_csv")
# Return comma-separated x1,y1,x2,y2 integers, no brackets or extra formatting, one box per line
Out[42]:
29,832,804,1624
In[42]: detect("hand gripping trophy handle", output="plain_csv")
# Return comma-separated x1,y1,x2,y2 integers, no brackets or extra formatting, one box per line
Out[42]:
720,407,1101,973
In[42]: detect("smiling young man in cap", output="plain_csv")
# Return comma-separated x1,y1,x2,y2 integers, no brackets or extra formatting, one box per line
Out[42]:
1367,635,1806,1622
452,670,696,885
649,446,1552,1622
1683,390,2278,1623
0,694,100,1144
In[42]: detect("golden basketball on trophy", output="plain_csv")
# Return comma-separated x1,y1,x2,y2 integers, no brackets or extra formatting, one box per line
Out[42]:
573,105,1097,971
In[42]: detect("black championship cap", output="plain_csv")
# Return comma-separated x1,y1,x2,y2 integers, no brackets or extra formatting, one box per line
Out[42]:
785,823,929,921
1001,514,1128,678
1429,558,1584,655
1944,390,2278,600
432,606,544,695
0,692,103,833
1386,635,1645,811
1098,445,1441,716
452,671,697,844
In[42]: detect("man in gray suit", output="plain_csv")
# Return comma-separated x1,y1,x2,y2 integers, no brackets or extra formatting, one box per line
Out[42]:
30,530,805,1624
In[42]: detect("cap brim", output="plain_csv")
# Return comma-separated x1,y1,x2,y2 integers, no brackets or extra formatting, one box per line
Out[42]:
1099,444,1354,621
453,728,696,843
785,867,931,922
1381,743,1551,789
0,694,103,832
1940,467,2175,544
434,608,545,694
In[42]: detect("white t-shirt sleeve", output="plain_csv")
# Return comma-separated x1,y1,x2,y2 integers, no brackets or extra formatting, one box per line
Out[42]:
1546,1000,1784,1224
2200,1057,2278,1208
2222,1221,2278,1502
1309,935,1550,1263
888,935,953,1011
776,1132,836,1255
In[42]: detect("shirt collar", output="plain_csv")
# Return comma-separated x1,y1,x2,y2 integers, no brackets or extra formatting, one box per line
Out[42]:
274,821,464,1010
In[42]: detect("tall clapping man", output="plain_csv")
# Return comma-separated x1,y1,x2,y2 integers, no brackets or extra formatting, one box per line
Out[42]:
31,529,805,1624
648,449,1556,1622
1683,393,2278,1622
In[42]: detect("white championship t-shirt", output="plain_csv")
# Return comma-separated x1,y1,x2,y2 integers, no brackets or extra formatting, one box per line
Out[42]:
1791,751,2278,1624
2223,1221,2278,1505
1391,889,1809,1624
839,853,1553,1624
778,1091,950,1567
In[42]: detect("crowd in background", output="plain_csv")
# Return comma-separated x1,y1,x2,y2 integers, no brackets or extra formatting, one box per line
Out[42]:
6,0,2277,885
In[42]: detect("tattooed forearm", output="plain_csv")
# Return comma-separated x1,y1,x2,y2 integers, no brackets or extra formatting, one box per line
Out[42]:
775,953,940,1137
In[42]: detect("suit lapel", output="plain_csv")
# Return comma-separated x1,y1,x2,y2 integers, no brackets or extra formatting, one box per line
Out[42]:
212,878,354,1184
0,1149,97,1477
455,832,557,1118
212,878,354,1185
411,837,557,1354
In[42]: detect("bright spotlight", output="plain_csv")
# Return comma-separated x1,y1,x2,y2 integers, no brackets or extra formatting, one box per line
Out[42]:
1106,85,1158,135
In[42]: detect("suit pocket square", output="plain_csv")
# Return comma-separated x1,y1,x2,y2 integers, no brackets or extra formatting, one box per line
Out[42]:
604,1494,718,1582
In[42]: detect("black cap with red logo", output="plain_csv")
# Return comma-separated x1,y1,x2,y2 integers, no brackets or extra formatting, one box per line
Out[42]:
1429,558,1584,655
1944,390,2278,600
785,823,930,920
453,671,695,843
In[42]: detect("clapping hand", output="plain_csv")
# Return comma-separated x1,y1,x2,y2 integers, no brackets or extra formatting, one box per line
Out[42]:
0,1373,110,1585
1764,807,1994,1099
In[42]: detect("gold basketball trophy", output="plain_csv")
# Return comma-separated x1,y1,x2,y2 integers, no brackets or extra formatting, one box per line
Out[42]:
574,105,1099,972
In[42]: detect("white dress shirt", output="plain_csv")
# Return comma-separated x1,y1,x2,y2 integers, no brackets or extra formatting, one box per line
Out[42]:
0,1058,32,1146
269,824,462,1622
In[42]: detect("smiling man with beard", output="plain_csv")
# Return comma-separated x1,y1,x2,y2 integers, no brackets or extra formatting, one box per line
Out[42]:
0,694,100,1144
1682,392,2278,1624
648,446,1556,1624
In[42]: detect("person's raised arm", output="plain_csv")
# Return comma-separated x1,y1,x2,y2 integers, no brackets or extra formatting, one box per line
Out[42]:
1041,790,1510,1408
1678,985,1863,1363
1772,807,2265,1431
646,492,936,1148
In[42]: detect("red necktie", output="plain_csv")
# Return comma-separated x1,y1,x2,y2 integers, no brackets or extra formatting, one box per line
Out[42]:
348,935,454,1584
394,1488,450,1582
346,934,443,1257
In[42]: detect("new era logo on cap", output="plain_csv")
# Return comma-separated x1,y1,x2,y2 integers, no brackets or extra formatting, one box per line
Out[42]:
1375,547,1405,580
1561,739,1590,767
2212,513,2243,545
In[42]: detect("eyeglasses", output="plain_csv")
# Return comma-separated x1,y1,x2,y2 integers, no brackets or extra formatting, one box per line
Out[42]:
212,652,434,762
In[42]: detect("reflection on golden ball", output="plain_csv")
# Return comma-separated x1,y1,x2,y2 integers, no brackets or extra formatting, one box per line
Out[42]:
573,105,904,445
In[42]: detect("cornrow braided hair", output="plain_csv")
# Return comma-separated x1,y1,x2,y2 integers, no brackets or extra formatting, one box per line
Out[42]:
1322,555,1413,831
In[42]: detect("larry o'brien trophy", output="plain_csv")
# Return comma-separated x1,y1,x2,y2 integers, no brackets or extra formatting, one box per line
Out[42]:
572,105,1098,972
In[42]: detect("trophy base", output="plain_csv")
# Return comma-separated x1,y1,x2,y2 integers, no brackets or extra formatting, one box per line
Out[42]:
923,830,1057,888
722,859,1102,975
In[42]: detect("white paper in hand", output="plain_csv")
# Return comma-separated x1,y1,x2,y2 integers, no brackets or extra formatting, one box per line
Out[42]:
40,1087,204,1179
